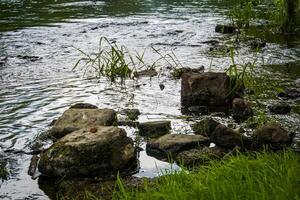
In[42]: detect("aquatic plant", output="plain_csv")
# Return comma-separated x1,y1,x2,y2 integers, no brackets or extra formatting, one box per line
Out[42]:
73,37,184,84
73,37,146,85
226,48,257,98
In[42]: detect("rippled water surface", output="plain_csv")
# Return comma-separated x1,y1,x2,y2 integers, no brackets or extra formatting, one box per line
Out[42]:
0,0,300,199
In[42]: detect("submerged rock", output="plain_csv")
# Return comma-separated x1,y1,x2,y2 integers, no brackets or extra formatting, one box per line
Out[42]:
249,39,266,49
146,134,209,160
268,103,291,114
253,123,292,150
191,118,220,137
215,24,236,34
232,98,253,122
121,109,140,121
278,88,300,99
181,72,231,108
28,155,40,178
69,103,98,109
210,124,245,149
50,108,116,139
134,68,158,77
138,121,171,137
175,146,227,167
38,126,137,178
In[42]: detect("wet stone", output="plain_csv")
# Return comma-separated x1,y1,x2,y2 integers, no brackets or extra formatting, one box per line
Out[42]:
121,109,141,121
191,118,220,137
278,88,300,99
138,121,171,137
171,66,204,79
181,72,231,108
69,103,98,109
249,38,266,49
253,123,292,150
146,134,209,160
232,98,253,122
38,126,137,178
187,106,208,115
175,146,227,167
210,124,245,149
135,68,158,77
268,103,291,114
50,108,117,139
215,24,236,34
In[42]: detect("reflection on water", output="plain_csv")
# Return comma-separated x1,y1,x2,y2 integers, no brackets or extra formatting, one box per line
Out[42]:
0,0,299,199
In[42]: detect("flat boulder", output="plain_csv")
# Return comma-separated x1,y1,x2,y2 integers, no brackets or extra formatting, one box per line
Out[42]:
38,126,137,178
175,146,227,167
146,134,209,160
51,108,116,139
253,123,291,150
181,72,231,108
138,121,171,137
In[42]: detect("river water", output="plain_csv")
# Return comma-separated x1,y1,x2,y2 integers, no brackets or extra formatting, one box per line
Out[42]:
0,0,299,199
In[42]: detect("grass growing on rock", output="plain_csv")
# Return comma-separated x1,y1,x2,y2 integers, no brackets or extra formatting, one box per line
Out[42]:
111,150,299,200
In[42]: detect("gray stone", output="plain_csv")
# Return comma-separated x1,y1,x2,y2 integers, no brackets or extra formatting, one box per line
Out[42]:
232,98,253,122
253,123,291,150
138,121,171,137
38,126,137,178
210,124,244,149
176,146,227,167
191,118,220,137
51,108,116,139
146,134,209,159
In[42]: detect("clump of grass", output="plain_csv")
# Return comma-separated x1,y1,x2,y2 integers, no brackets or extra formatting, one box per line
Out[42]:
73,37,184,85
113,150,300,200
226,48,257,98
73,37,147,85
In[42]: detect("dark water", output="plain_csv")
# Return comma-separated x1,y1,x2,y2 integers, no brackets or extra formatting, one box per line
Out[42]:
0,0,299,199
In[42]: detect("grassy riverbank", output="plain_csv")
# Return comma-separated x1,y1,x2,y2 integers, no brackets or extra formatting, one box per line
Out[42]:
111,150,299,200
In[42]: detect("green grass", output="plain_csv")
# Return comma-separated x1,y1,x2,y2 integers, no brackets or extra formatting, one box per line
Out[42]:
112,150,300,200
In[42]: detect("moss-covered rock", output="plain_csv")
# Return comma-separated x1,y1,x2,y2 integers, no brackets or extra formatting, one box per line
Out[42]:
253,123,292,150
138,121,171,137
191,118,220,137
39,126,137,178
175,146,227,167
